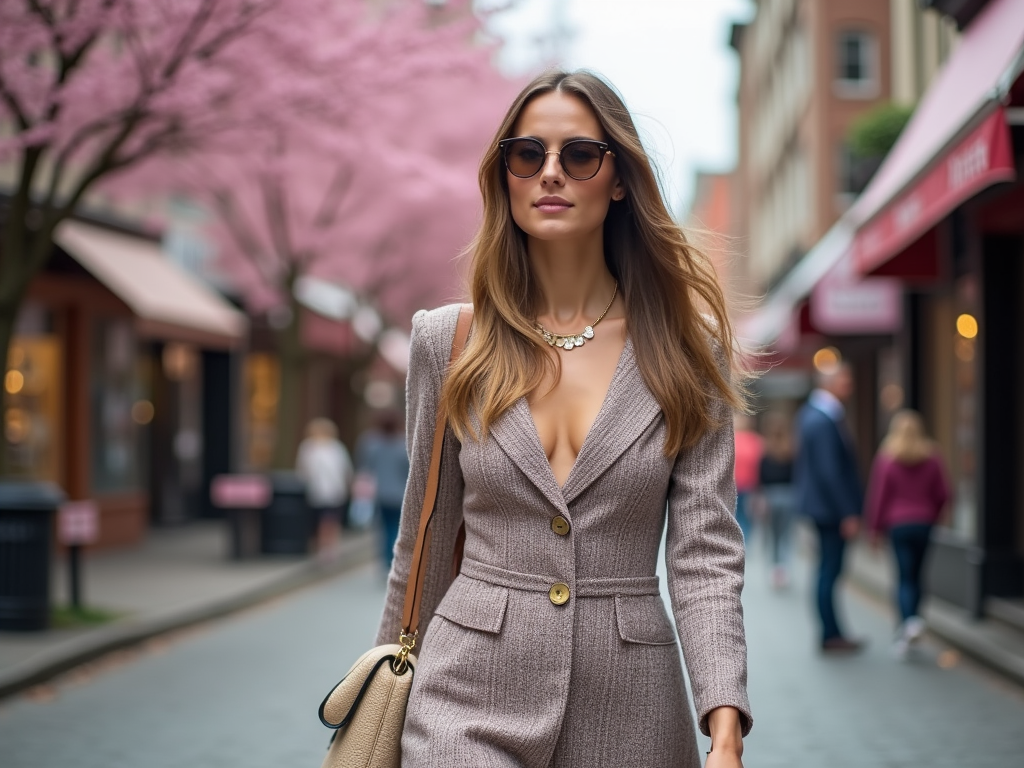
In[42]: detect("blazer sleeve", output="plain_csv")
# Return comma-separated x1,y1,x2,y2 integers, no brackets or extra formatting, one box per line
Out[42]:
374,306,466,652
665,353,752,737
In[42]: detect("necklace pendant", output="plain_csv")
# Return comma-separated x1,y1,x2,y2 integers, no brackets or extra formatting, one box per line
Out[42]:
582,326,595,339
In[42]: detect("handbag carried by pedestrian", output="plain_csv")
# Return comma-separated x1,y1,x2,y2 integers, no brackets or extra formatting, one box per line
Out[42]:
316,306,473,768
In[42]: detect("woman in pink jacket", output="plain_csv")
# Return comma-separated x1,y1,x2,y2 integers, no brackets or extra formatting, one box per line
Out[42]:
865,409,950,656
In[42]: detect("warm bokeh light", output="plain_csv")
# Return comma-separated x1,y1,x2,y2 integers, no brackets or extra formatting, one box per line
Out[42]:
812,346,842,373
956,313,978,339
5,369,25,395
4,407,31,444
131,400,155,425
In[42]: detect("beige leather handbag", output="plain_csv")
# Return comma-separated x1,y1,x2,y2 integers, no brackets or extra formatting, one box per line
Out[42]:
317,306,473,768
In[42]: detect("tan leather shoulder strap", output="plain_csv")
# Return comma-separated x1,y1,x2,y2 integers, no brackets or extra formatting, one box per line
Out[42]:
401,304,473,636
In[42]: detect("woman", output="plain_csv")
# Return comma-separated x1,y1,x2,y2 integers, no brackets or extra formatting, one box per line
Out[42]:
758,411,796,589
866,409,950,657
376,70,752,767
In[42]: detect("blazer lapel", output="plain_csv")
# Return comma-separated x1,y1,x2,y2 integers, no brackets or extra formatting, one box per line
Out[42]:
561,338,662,506
489,396,568,513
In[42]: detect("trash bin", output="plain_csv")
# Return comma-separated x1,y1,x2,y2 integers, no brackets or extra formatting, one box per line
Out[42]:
0,481,66,631
261,472,312,555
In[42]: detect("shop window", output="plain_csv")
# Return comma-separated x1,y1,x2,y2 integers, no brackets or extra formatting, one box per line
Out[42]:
245,353,279,470
4,304,62,482
835,30,878,98
921,283,979,542
91,318,145,491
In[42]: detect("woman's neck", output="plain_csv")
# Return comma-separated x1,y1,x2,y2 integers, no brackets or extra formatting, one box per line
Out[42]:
527,234,617,327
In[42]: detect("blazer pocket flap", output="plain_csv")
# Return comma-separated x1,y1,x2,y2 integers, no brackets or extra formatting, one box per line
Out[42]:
433,577,509,634
615,595,677,645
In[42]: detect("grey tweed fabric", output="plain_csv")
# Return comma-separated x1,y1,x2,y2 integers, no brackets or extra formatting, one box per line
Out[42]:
375,303,752,767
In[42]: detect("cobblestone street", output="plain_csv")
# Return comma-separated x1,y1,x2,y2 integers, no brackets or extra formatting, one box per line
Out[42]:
2,538,1023,767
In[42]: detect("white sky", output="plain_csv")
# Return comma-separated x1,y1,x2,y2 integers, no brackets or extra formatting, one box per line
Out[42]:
484,0,754,216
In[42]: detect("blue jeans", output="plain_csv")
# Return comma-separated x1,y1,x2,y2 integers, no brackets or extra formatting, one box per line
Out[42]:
379,502,402,569
889,524,932,622
815,522,847,642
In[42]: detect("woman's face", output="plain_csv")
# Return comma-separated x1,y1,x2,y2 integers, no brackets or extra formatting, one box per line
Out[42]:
505,91,624,245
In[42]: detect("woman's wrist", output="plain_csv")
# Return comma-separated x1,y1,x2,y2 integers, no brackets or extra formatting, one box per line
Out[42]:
707,706,744,753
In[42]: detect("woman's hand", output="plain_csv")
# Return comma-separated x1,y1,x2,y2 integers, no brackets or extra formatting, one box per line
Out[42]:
706,707,744,768
706,745,743,768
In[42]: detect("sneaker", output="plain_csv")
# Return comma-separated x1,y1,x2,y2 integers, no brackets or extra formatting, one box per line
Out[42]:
821,636,866,653
902,616,926,644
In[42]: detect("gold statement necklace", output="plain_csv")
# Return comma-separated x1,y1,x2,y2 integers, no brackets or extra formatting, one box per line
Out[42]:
534,282,618,351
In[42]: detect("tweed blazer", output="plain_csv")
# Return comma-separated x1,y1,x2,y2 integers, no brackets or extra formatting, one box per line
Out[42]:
375,304,752,768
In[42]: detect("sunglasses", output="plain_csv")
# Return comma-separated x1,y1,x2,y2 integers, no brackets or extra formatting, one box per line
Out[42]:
498,137,615,181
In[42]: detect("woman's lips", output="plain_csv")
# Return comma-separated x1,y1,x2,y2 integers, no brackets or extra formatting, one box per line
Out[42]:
534,197,572,213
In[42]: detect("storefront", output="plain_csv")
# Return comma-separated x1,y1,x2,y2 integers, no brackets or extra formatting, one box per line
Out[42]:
6,219,247,547
849,0,1024,613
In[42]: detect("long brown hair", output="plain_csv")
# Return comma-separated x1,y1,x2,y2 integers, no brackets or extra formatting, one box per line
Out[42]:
880,409,935,465
442,70,743,455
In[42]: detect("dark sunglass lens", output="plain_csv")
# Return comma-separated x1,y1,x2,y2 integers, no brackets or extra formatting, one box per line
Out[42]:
505,139,544,177
562,142,603,179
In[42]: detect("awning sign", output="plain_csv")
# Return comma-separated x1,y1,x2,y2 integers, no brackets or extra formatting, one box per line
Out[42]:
812,249,902,335
855,108,1015,275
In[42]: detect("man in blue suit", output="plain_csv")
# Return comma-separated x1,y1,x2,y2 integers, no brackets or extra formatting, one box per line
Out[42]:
795,362,864,652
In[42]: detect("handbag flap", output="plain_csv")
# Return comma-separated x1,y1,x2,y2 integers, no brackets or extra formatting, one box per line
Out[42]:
319,643,417,729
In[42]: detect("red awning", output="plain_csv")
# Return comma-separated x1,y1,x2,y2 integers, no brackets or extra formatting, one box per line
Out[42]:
851,0,1024,275
854,109,1015,274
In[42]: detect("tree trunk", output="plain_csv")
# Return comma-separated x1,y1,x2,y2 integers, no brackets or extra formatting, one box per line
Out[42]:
270,286,306,470
0,202,56,479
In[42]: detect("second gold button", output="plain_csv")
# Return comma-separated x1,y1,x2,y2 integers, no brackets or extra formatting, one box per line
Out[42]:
549,583,570,605
551,515,570,535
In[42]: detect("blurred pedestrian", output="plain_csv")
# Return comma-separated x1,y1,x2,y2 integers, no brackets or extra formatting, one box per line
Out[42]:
356,410,409,570
734,414,763,545
866,409,950,658
794,362,865,653
759,411,796,589
295,417,353,560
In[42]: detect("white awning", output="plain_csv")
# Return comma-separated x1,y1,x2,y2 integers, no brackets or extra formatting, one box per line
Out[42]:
55,220,247,349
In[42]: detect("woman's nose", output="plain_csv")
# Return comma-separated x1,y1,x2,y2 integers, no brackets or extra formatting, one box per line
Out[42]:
539,151,564,183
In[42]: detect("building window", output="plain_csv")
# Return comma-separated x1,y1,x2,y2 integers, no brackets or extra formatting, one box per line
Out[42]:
836,143,859,209
835,30,878,97
4,303,63,482
90,318,145,492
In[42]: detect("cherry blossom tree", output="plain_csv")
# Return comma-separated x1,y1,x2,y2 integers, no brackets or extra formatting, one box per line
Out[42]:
0,0,516,472
120,21,520,467
0,0,338,474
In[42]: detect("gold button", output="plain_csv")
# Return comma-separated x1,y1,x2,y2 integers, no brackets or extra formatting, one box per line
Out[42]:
551,515,570,536
549,583,570,605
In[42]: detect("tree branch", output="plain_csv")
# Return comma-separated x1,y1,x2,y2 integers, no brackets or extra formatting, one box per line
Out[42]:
259,171,296,271
312,163,355,228
211,189,282,288
0,70,31,131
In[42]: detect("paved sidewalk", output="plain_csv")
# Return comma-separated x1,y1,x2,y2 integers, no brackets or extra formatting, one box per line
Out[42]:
0,521,377,698
729,529,1024,766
